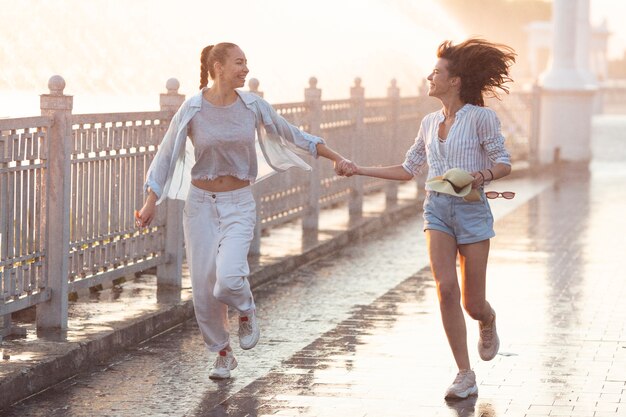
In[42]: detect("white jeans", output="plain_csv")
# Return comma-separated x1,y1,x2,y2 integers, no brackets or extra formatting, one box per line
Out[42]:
183,184,256,352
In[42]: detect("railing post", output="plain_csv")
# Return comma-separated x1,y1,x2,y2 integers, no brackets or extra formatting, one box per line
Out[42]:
415,80,428,204
157,78,185,288
385,79,400,206
303,77,322,239
248,78,264,98
37,75,72,329
529,83,542,169
349,78,365,221
248,78,263,256
1,315,10,340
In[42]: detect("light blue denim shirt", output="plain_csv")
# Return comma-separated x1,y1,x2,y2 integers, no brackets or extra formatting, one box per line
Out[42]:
144,89,325,204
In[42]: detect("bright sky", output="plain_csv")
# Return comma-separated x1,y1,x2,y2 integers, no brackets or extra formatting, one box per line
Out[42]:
0,0,464,114
590,0,626,59
0,0,624,116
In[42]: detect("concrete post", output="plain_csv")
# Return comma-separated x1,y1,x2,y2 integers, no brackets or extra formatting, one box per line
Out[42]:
538,0,595,166
248,78,264,98
529,83,542,169
249,185,262,256
576,0,596,86
416,80,428,204
303,77,322,238
540,0,581,89
576,0,603,115
1,315,10,341
157,78,185,288
248,77,263,256
159,78,185,112
349,77,364,221
37,75,73,329
385,79,400,205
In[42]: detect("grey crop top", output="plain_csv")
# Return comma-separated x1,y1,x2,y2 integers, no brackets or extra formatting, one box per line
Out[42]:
187,96,257,182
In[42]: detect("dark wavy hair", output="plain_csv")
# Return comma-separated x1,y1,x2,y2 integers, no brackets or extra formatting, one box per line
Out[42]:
437,39,516,106
199,42,239,89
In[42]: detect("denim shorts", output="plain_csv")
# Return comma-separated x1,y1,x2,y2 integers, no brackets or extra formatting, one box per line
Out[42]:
422,191,495,244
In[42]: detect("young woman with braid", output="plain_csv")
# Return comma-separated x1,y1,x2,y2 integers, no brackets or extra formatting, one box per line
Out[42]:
136,43,351,380
339,39,516,399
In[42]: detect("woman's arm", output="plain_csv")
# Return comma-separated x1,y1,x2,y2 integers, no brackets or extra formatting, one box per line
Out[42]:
470,162,512,189
144,105,186,199
137,102,187,226
478,108,511,170
353,164,414,181
487,163,511,180
316,143,343,163
262,100,326,157
136,189,158,227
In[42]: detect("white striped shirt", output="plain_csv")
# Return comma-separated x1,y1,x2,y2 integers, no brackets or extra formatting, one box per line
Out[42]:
402,104,511,186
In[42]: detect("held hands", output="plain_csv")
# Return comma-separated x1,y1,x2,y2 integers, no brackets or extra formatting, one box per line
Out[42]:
335,159,358,177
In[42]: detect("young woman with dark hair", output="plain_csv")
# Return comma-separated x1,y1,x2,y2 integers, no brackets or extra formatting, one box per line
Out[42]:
339,38,516,399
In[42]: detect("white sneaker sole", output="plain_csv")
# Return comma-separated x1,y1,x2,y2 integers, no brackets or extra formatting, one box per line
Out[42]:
209,358,238,380
209,371,231,380
445,385,478,399
239,325,260,350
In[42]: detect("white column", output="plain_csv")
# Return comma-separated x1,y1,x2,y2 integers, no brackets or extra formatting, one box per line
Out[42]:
537,0,595,165
540,0,584,89
576,0,596,86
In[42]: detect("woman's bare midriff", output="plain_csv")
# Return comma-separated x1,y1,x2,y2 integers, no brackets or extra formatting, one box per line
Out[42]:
191,176,250,192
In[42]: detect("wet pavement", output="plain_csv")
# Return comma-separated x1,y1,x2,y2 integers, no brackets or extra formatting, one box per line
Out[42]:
2,121,626,416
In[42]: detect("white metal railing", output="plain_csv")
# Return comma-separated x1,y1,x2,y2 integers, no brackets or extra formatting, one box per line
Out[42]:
0,116,52,323
0,75,534,334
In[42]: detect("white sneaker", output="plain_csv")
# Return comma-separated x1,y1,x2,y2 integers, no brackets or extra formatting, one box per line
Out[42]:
478,308,500,361
445,370,478,399
209,350,238,380
238,311,260,350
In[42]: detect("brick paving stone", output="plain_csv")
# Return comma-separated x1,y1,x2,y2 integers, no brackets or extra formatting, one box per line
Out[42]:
3,162,626,416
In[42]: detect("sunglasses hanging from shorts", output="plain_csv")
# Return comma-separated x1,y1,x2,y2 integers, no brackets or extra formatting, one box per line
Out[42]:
485,191,515,199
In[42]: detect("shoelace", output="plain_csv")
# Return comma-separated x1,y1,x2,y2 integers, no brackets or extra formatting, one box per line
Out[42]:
480,326,493,344
453,371,472,385
239,317,252,334
480,318,494,347
214,354,228,369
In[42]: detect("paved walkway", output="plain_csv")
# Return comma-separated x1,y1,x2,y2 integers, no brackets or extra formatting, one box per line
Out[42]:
2,160,626,416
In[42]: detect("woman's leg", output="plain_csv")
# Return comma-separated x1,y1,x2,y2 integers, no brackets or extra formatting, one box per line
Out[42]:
183,192,230,353
459,239,499,361
212,190,259,350
458,239,492,322
426,229,470,371
212,193,256,314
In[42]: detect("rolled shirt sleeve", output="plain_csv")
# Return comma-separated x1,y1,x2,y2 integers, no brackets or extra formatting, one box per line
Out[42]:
401,123,427,176
144,106,184,199
477,108,511,166
266,102,325,158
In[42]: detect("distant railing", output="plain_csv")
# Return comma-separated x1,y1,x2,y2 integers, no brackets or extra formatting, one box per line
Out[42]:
0,75,534,335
